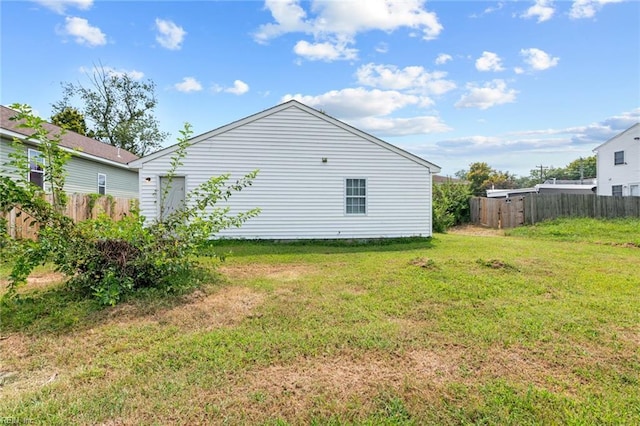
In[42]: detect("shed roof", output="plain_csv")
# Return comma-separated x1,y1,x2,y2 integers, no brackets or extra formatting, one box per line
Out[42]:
1,105,138,165
130,100,441,173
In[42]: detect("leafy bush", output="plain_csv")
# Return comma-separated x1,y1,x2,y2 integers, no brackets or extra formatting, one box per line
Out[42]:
0,104,259,305
432,181,471,232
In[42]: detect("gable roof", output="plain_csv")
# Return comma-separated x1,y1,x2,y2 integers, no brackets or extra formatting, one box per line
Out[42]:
593,122,640,152
129,100,441,173
0,105,138,166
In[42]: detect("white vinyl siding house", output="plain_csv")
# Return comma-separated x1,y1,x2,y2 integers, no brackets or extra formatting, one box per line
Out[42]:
130,100,441,239
593,123,640,197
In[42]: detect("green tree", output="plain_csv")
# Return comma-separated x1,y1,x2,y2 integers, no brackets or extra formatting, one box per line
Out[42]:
432,181,471,232
1,105,259,306
53,64,168,156
50,107,89,136
459,162,517,196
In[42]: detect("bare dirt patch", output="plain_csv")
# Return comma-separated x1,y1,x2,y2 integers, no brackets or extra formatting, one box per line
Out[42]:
219,263,318,282
448,224,505,237
157,286,264,329
0,272,65,295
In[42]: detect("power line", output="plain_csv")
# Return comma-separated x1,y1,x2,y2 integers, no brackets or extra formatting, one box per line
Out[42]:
535,164,548,183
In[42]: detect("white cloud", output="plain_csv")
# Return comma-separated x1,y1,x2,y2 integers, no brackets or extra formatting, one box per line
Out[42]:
520,48,559,70
355,63,456,96
214,80,250,95
174,77,202,93
350,115,451,137
255,0,442,61
521,0,555,23
455,79,517,110
514,67,525,75
33,0,92,14
375,42,389,54
155,18,186,50
293,40,357,61
569,0,623,19
282,88,420,119
80,65,144,80
61,16,106,47
435,53,452,65
226,80,249,95
475,51,505,72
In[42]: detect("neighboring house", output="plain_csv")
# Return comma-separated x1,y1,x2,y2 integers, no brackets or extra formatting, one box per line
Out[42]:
129,100,441,239
486,179,596,198
593,123,640,197
1,105,139,198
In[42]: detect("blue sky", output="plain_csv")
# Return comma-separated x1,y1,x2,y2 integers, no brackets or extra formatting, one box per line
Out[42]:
1,0,639,176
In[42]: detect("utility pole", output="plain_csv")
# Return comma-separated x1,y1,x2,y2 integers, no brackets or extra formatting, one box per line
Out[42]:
536,164,548,183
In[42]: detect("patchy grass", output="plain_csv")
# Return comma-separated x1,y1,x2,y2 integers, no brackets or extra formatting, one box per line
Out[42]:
1,221,639,424
506,217,640,246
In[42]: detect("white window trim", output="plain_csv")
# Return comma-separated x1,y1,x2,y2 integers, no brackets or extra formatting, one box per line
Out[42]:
345,177,367,216
611,184,623,197
28,148,45,188
614,150,625,165
98,173,107,195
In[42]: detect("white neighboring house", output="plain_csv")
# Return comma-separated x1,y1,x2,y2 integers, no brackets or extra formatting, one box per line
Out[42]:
129,100,441,239
593,123,640,197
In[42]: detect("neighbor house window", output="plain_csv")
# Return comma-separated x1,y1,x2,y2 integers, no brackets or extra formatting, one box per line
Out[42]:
97,173,106,195
346,178,366,214
612,185,623,197
28,149,44,189
614,151,624,165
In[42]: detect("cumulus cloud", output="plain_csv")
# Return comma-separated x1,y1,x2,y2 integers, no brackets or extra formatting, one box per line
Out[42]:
293,40,357,61
355,63,456,96
61,17,106,47
475,51,505,72
79,65,144,80
33,0,92,14
155,18,186,50
214,80,250,95
569,0,623,19
349,115,451,137
282,88,420,119
174,77,202,93
455,79,517,110
521,0,555,22
255,0,442,61
520,48,559,70
435,53,452,65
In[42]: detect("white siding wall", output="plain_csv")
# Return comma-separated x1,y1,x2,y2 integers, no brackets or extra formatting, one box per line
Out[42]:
138,106,434,239
1,137,138,198
596,126,640,196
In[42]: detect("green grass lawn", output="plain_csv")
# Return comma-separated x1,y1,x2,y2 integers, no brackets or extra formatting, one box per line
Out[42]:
1,219,639,425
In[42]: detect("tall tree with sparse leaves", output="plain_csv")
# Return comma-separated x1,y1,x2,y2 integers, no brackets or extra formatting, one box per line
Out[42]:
53,64,168,156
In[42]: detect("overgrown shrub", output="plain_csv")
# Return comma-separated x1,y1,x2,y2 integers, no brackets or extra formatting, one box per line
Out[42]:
432,181,471,232
0,104,259,305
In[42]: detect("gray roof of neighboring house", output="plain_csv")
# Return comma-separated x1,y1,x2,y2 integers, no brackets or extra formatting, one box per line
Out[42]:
0,105,138,165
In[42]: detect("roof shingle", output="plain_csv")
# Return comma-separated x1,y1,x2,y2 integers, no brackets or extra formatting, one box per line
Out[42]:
1,105,138,165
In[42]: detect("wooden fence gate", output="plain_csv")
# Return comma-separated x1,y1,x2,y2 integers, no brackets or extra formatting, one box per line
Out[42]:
470,197,525,229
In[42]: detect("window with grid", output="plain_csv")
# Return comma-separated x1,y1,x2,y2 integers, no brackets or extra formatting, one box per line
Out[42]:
612,185,623,197
28,149,44,189
98,173,106,195
346,178,366,215
614,151,624,165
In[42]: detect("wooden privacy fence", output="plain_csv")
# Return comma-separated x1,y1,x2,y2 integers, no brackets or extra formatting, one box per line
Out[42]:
470,194,640,229
2,194,136,239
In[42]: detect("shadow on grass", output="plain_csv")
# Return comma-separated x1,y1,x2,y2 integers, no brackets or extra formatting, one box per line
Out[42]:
1,268,224,336
201,236,436,257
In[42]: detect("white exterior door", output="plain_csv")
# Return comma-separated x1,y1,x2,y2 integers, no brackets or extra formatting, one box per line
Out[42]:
159,176,185,220
630,184,640,197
